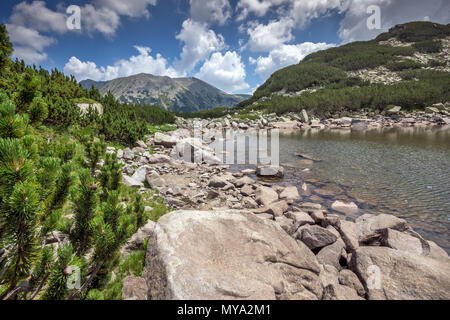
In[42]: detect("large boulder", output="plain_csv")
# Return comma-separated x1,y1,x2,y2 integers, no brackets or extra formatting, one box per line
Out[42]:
143,210,323,300
350,246,450,300
154,132,177,147
77,103,103,115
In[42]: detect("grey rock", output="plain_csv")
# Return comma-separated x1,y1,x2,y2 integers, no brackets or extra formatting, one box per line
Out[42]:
234,176,255,188
131,166,149,183
121,220,156,258
122,175,144,188
242,197,258,209
336,220,359,252
208,176,228,188
338,269,365,297
240,184,254,196
257,165,285,178
279,186,300,201
356,213,409,244
255,186,279,207
136,140,147,149
380,228,424,256
299,225,338,250
323,283,364,300
331,200,359,215
350,246,450,300
143,210,322,300
154,132,177,147
123,148,134,160
266,200,289,217
122,276,148,300
317,238,346,270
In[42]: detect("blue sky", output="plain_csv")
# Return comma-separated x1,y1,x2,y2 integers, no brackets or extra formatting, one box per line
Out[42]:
1,0,449,94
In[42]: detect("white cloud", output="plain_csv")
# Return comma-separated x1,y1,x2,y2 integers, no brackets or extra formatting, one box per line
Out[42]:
175,19,226,73
94,0,157,18
245,19,295,52
63,46,180,81
236,0,285,20
250,42,335,79
9,1,67,33
11,47,49,65
5,24,55,52
189,0,231,25
6,24,56,64
81,4,120,37
196,51,250,93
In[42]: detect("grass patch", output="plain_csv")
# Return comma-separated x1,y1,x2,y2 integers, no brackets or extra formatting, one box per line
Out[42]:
148,123,176,135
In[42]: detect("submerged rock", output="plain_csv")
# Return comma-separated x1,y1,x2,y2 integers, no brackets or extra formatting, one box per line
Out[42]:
257,165,285,178
331,200,359,215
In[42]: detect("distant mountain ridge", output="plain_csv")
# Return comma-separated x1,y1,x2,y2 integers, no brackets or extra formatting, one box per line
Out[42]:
80,73,251,113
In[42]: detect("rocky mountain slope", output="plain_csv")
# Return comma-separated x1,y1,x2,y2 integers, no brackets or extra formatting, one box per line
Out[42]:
81,73,250,113
237,21,450,117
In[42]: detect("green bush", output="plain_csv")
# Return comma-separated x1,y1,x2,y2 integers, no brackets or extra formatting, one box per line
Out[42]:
413,40,443,53
386,60,425,71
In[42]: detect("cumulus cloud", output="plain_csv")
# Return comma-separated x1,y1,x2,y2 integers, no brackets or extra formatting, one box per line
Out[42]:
196,51,250,93
189,0,231,25
236,0,285,20
81,4,121,37
63,46,179,81
9,1,68,33
250,42,335,79
95,0,157,18
6,24,56,64
245,19,295,52
175,19,226,74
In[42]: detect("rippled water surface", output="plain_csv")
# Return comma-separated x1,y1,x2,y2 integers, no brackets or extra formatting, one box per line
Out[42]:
232,126,450,252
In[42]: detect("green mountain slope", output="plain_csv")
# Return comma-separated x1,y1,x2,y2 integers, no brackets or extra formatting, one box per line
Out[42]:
81,73,251,113
238,21,450,117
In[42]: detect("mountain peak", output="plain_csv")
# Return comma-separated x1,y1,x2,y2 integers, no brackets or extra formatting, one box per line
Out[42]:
80,74,250,113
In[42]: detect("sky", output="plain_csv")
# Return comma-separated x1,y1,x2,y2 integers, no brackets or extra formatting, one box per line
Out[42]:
1,0,449,94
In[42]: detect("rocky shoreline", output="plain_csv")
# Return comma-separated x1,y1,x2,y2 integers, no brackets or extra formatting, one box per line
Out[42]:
111,111,449,300
176,102,450,130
